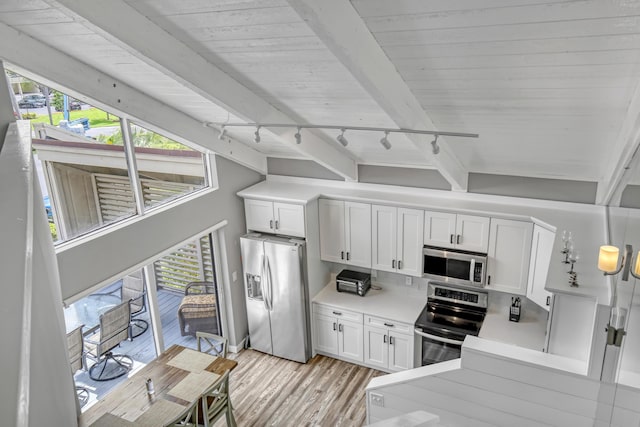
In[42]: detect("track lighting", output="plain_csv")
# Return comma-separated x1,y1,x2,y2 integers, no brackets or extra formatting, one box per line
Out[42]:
337,128,348,147
295,127,302,144
431,135,440,155
218,126,227,140
254,126,261,143
380,131,391,150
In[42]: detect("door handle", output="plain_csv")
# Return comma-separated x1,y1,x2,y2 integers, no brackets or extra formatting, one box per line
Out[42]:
392,259,396,268
346,252,350,261
275,220,279,230
457,234,461,244
383,335,387,343
260,255,269,311
384,322,394,327
450,234,454,244
546,296,551,306
338,324,343,332
389,336,394,345
487,275,491,285
270,219,274,230
398,260,402,270
333,322,337,331
265,255,273,311
341,251,344,260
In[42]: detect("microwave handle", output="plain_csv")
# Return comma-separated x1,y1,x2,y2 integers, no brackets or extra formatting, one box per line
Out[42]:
470,258,476,282
414,329,464,345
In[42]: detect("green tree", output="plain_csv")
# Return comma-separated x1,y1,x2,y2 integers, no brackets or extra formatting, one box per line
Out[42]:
52,91,63,112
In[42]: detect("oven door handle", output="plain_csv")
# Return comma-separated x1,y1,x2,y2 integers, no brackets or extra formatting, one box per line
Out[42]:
414,328,465,345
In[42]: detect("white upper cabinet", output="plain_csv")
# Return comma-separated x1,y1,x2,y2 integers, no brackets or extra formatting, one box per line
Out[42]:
424,211,490,253
372,205,424,277
486,219,533,295
244,199,305,237
527,225,555,310
319,199,371,268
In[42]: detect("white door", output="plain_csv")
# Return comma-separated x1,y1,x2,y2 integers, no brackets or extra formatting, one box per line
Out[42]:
372,205,397,272
339,320,364,362
487,219,533,295
345,202,372,268
244,199,274,233
273,202,305,237
527,225,554,310
388,332,413,371
364,326,388,369
313,312,339,355
424,211,457,249
397,208,424,277
319,199,345,263
456,215,490,252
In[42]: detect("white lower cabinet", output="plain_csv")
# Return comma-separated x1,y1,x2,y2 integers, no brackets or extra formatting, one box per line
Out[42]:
313,303,363,362
363,315,414,372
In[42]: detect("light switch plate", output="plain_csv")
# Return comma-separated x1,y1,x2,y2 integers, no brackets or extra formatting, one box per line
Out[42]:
370,392,384,407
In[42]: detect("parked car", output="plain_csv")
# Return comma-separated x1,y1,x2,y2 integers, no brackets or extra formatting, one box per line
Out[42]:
18,99,45,108
54,101,82,111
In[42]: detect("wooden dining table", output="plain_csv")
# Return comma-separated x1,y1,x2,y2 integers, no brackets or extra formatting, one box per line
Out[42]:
79,344,237,427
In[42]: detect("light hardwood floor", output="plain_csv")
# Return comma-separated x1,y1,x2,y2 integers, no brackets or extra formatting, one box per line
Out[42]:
221,349,384,427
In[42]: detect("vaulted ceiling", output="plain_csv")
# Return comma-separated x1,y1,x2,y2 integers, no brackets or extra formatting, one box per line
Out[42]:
1,0,640,203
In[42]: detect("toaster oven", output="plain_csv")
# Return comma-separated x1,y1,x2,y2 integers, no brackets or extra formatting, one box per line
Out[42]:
336,269,371,296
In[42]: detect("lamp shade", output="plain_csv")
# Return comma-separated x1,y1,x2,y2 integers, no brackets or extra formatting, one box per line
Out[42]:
598,245,619,273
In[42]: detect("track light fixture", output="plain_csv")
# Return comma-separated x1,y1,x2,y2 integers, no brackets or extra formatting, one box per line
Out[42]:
337,128,349,147
218,126,227,140
380,131,391,150
206,122,479,148
431,135,440,155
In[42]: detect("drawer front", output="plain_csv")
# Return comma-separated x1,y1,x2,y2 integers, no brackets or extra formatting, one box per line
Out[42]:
313,303,362,323
364,315,412,334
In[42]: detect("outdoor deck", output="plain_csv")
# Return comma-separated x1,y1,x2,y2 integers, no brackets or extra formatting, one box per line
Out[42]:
74,287,201,409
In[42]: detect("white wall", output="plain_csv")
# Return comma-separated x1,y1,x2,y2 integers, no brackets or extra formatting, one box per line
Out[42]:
1,122,77,426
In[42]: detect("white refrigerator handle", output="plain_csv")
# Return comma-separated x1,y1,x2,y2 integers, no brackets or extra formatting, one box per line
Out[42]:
260,254,269,311
265,255,273,311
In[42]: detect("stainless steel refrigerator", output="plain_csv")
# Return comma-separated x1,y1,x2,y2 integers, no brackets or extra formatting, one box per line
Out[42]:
240,233,310,363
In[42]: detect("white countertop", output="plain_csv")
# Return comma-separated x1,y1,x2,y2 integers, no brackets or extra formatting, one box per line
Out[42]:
312,282,426,325
479,293,548,352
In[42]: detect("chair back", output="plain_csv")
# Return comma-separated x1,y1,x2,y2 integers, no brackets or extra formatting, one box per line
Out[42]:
98,301,131,356
66,325,85,373
185,281,216,295
122,275,146,315
196,332,228,358
201,369,233,427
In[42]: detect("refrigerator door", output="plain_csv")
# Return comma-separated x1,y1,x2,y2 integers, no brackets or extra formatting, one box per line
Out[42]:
264,239,310,363
240,236,273,355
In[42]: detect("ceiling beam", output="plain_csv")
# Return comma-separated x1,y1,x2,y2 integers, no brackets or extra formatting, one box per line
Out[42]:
287,0,468,191
46,0,357,181
0,24,267,174
596,81,640,206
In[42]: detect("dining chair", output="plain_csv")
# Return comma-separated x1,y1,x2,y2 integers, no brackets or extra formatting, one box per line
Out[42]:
199,369,237,427
84,300,133,381
121,273,148,339
196,331,228,358
164,399,200,427
66,325,90,407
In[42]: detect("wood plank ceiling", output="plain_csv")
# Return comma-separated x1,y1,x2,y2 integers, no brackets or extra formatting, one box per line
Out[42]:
1,0,640,194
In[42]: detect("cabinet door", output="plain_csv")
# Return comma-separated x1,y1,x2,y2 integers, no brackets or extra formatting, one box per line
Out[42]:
319,200,346,263
397,208,424,277
345,202,372,268
273,202,305,237
424,211,457,249
314,312,339,355
338,320,364,362
456,215,490,252
527,225,555,310
388,332,414,372
364,326,388,370
244,199,274,233
372,205,397,272
486,219,533,295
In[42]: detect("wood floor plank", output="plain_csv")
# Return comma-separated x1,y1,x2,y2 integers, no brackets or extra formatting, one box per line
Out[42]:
219,350,384,427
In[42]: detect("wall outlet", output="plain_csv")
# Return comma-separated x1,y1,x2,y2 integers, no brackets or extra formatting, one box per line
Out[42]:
370,392,384,407
371,269,377,278
232,271,237,282
405,276,412,286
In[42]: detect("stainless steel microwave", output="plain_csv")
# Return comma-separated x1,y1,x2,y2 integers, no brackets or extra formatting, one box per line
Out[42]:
422,246,487,288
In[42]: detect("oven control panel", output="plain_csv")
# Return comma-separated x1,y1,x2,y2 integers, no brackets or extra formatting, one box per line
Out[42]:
429,283,488,308
435,287,479,303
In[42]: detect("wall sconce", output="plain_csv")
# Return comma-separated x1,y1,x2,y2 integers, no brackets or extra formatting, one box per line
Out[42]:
598,244,640,281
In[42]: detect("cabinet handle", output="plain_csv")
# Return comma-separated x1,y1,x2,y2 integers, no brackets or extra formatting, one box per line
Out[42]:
384,322,394,327
487,275,491,285
546,296,551,306
450,234,454,244
346,252,350,261
270,219,274,229
383,335,387,343
333,322,337,331
392,259,396,268
275,220,279,230
398,260,402,270
333,311,342,316
390,336,394,345
339,324,343,332
457,234,461,244
341,251,344,260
